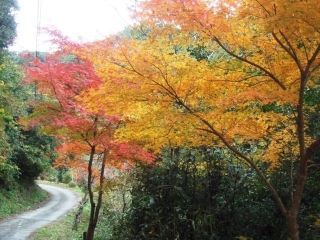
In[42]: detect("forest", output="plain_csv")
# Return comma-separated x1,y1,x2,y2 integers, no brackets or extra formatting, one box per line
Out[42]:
0,0,319,240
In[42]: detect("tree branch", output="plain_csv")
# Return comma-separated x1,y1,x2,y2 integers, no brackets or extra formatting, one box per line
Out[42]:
272,31,304,74
213,37,287,90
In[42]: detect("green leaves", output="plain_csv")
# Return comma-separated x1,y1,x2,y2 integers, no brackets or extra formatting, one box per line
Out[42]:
0,51,57,185
0,0,17,49
0,53,30,116
3,118,56,183
305,87,320,106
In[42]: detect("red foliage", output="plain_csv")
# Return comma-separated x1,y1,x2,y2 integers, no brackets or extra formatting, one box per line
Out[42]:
23,33,155,176
25,54,101,112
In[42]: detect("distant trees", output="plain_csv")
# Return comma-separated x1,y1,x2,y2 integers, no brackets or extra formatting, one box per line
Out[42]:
0,52,56,186
0,0,56,186
0,0,17,49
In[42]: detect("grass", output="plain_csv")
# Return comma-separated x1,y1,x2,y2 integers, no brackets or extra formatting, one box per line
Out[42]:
0,181,48,220
31,204,90,240
31,181,88,240
37,180,83,193
30,182,111,240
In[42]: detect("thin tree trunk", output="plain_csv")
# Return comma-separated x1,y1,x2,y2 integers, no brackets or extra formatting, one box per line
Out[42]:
84,144,96,240
73,191,88,231
92,150,108,230
85,149,108,240
122,191,127,213
285,73,308,240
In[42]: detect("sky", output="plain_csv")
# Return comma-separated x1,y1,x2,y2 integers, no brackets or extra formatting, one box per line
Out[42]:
10,0,133,52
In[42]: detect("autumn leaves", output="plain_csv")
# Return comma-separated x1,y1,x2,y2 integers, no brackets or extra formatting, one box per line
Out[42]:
23,1,319,239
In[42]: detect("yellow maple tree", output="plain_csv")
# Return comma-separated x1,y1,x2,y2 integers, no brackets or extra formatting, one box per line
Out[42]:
76,1,319,239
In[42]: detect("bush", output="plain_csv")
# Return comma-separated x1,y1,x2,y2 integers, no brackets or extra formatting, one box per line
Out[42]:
5,121,56,182
99,147,320,240
39,167,58,182
57,168,72,184
68,182,76,188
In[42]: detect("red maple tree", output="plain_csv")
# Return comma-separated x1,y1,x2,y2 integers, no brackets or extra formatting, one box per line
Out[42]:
23,35,154,240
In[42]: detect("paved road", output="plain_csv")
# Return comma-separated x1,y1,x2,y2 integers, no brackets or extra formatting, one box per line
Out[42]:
0,183,79,240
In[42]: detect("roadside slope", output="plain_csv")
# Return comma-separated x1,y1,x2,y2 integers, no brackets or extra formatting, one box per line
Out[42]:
0,183,48,220
0,183,79,240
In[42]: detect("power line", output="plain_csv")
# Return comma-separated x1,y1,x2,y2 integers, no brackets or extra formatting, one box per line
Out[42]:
35,0,42,57
34,0,42,99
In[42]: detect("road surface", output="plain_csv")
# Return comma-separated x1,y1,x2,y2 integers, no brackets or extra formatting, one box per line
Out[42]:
0,183,79,240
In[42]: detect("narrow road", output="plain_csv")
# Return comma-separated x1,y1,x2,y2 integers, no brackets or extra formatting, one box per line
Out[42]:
0,183,79,240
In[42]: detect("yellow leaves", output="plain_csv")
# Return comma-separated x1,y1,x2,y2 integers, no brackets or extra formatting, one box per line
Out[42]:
77,31,298,160
263,122,298,167
115,103,213,151
70,0,320,173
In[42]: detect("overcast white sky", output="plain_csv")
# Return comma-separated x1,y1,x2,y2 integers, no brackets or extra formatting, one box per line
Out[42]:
10,0,133,52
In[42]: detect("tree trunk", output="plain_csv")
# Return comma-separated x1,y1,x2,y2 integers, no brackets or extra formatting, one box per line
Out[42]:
73,192,88,231
287,211,299,240
86,203,96,240
85,143,97,240
86,225,96,240
92,150,108,233
85,148,108,240
284,73,308,240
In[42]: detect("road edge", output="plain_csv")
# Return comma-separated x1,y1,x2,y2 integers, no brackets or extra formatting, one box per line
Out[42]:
27,182,83,240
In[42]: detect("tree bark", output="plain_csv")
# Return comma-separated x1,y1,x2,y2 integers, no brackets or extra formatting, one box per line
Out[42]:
85,144,97,240
92,150,108,231
85,148,108,240
73,192,88,231
287,210,299,240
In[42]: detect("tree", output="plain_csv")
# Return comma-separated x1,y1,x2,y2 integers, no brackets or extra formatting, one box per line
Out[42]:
0,0,17,49
0,53,22,184
0,51,56,186
78,1,320,238
24,37,154,240
0,0,57,189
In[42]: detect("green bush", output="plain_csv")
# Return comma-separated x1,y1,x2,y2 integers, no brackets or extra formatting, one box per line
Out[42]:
57,168,72,184
99,147,320,240
68,182,76,188
39,167,58,182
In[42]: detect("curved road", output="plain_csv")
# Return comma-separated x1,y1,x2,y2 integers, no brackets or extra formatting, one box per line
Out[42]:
0,183,79,240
